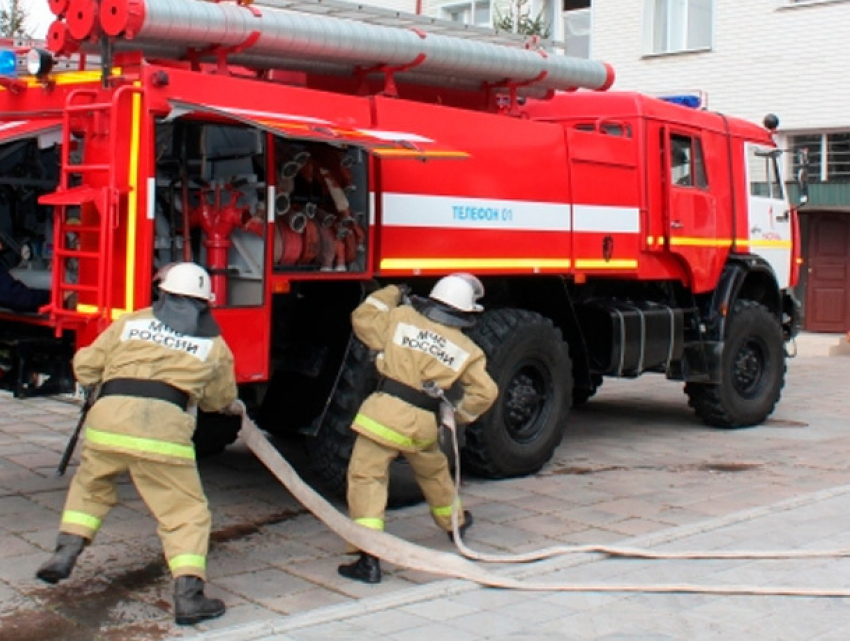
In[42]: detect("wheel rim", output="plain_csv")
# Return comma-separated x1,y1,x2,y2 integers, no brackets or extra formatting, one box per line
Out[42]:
732,335,769,399
502,359,553,443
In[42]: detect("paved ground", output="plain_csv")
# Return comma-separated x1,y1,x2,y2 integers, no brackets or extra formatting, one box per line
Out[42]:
1,331,849,640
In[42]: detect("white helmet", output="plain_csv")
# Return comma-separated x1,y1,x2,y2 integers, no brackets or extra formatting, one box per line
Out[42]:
429,273,484,313
158,262,214,301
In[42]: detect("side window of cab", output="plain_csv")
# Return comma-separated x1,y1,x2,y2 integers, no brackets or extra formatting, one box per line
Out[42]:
670,134,708,189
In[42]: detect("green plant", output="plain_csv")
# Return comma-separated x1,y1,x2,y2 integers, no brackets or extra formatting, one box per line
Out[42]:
494,0,550,38
0,0,29,38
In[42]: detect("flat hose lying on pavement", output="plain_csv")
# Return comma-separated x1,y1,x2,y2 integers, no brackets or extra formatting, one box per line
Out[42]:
239,412,850,597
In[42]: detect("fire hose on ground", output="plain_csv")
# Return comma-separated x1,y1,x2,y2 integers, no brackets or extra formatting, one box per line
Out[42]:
235,402,850,598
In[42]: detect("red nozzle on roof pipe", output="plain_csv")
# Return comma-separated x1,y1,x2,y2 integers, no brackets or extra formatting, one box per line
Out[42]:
48,0,71,17
598,62,616,91
66,0,100,41
100,0,146,38
46,21,80,56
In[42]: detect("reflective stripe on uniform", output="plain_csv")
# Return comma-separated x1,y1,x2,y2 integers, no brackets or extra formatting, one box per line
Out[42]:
354,517,385,531
168,553,206,573
364,295,389,311
61,510,102,532
85,427,195,460
431,498,462,518
353,413,437,449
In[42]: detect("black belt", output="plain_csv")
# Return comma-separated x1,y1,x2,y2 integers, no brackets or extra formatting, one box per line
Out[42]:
376,377,440,413
100,378,189,411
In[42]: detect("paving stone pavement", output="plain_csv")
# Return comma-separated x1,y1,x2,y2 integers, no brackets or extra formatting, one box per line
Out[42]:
1,331,849,640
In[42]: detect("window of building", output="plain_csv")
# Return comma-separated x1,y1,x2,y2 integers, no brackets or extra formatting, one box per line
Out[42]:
828,132,850,180
563,0,591,58
645,0,712,55
442,0,492,26
748,146,784,199
670,134,707,188
789,132,850,183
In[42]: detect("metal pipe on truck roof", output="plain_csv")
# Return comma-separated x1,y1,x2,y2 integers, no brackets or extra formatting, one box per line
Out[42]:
96,0,614,94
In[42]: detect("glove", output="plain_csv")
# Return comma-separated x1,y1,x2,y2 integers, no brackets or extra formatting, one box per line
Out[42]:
395,283,412,298
221,400,245,416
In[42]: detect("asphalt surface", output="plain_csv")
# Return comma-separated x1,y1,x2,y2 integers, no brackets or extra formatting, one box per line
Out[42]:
1,332,849,640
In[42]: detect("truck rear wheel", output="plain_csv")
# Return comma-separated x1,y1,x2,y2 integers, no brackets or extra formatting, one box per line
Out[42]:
306,337,427,507
463,309,571,478
685,300,785,427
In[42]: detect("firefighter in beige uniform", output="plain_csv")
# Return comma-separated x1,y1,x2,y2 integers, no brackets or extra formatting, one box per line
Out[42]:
338,274,498,583
36,263,239,626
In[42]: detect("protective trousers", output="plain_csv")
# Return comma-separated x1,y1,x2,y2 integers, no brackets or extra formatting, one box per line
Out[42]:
346,434,461,548
58,445,212,579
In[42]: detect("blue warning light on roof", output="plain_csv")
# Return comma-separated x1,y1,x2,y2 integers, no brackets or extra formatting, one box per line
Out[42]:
660,94,702,109
0,50,17,77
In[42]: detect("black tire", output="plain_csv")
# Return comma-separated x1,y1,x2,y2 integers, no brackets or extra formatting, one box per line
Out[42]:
193,410,241,457
306,337,426,507
685,300,785,427
463,309,571,478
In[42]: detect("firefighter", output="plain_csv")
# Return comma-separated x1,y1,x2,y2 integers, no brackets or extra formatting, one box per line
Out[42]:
338,274,498,584
35,262,240,626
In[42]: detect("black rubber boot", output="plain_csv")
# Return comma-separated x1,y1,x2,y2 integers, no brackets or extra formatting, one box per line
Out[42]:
338,552,382,584
173,575,226,625
448,510,474,542
36,533,88,584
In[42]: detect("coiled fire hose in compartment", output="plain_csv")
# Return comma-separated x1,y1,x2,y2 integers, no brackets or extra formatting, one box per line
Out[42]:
237,409,850,597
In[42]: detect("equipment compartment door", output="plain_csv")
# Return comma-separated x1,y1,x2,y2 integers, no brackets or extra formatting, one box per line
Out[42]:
152,117,272,384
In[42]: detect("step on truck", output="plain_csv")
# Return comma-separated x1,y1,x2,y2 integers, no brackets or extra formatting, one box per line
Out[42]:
0,0,801,499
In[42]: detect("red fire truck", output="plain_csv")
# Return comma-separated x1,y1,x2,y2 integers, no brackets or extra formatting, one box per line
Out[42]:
0,0,800,498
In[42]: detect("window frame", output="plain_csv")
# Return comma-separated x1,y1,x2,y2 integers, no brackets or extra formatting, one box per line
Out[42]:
669,132,708,190
788,131,850,183
562,0,592,58
747,145,786,201
440,0,493,27
644,0,714,56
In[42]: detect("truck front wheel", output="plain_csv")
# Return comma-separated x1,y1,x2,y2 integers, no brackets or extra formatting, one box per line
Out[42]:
463,309,571,478
685,300,785,427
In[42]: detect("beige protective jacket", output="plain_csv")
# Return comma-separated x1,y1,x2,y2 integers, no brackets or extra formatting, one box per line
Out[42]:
351,285,498,453
73,308,238,465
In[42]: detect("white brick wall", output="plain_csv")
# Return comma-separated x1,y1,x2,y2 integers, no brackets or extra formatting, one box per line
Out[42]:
592,0,850,133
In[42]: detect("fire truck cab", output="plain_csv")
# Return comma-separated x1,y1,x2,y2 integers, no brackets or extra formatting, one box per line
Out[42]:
0,2,800,499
